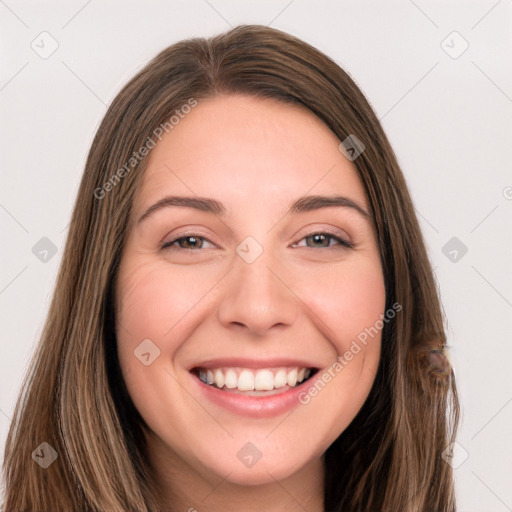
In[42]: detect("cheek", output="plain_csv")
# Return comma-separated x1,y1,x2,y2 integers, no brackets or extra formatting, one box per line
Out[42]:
115,258,225,381
116,259,202,337
295,260,385,430
298,257,386,410
114,261,203,425
305,258,386,346
115,261,186,370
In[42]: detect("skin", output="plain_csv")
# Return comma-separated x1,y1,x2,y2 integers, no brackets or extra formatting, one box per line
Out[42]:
115,94,386,511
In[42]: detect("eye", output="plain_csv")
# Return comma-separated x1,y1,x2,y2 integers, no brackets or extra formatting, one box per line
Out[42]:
292,231,354,250
161,235,216,251
161,231,353,252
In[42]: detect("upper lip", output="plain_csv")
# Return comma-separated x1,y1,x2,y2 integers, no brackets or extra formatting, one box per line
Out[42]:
188,357,321,371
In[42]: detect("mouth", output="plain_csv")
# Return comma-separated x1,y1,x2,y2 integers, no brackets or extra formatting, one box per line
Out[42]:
190,366,319,396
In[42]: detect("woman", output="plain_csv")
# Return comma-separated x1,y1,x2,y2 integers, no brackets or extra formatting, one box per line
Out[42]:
2,24,459,511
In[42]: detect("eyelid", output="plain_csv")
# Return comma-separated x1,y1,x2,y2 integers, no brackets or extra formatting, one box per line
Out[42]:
161,233,216,250
290,224,353,248
159,227,215,247
161,229,354,251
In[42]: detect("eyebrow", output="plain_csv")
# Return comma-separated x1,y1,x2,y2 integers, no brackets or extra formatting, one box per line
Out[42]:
137,194,372,225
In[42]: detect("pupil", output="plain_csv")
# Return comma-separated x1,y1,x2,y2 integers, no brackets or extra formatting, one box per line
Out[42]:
184,236,200,248
310,234,327,247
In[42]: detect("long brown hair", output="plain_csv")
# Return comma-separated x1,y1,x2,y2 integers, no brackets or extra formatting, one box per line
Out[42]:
2,24,459,511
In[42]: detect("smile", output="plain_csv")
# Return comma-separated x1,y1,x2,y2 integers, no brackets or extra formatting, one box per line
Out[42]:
191,366,317,396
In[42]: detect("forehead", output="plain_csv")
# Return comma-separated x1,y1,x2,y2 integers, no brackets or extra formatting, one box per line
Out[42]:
133,94,368,217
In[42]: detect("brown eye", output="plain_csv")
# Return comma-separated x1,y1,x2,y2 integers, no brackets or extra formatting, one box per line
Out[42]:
161,235,215,251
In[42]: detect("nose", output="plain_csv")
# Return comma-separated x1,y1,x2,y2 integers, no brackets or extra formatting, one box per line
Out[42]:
216,245,298,337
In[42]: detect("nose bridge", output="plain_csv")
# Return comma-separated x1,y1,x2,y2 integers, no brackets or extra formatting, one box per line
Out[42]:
217,237,297,335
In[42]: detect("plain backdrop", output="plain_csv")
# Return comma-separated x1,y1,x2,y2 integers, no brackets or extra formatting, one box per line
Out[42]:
1,1,511,510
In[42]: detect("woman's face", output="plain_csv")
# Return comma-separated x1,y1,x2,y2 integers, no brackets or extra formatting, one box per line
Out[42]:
115,94,386,487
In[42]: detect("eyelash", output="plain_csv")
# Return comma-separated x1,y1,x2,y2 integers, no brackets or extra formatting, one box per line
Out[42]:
161,231,354,251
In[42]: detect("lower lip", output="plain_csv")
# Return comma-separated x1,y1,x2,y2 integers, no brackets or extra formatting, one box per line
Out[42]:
189,371,318,418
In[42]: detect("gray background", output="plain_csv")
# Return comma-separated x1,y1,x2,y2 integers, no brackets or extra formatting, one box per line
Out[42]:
1,0,511,509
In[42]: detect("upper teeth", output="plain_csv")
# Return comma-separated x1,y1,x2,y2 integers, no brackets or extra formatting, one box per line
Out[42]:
197,367,312,391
